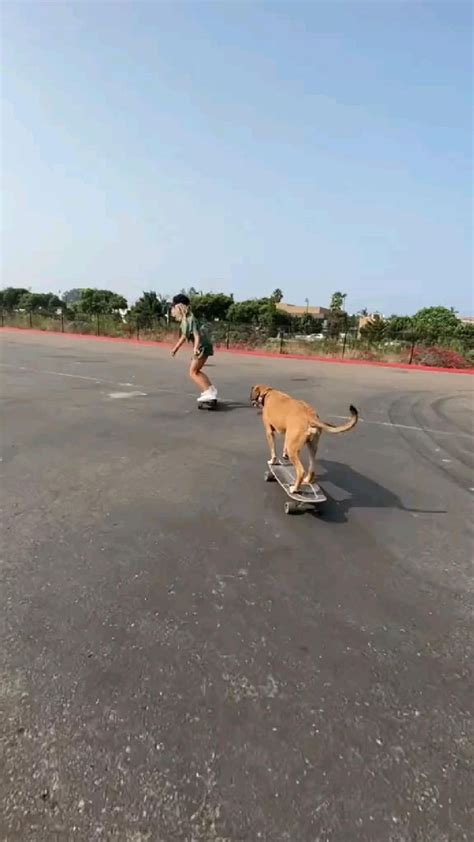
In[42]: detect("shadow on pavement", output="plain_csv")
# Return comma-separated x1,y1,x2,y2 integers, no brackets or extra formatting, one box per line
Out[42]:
217,401,255,412
317,459,446,523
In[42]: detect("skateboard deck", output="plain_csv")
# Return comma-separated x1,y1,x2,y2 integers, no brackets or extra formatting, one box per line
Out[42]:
265,460,326,513
197,399,218,411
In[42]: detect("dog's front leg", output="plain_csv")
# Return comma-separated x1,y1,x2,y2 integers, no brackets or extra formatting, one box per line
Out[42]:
264,422,277,464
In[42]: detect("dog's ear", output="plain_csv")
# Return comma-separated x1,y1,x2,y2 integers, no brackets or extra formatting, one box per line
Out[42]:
250,384,267,402
251,385,271,407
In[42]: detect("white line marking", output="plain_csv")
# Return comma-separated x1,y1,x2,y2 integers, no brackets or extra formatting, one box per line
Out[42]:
0,363,183,395
2,363,472,438
331,414,472,439
1,364,103,384
108,391,147,399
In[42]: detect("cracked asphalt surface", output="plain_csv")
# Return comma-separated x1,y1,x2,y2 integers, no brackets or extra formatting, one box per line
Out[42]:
1,330,473,841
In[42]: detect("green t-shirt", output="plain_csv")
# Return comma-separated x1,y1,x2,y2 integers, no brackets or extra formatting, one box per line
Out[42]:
180,313,213,356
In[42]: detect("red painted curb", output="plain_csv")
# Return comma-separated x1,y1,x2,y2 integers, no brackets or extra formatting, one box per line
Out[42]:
1,326,473,375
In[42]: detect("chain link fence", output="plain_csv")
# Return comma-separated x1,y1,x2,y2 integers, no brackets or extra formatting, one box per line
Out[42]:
1,310,472,368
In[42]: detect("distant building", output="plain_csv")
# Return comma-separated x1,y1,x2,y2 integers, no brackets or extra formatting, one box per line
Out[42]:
460,316,474,325
276,302,331,319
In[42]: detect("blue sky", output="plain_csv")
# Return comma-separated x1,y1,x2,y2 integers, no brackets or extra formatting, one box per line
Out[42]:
2,1,472,315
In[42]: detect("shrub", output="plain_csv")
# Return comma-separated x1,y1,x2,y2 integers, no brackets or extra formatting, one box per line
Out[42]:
411,346,471,369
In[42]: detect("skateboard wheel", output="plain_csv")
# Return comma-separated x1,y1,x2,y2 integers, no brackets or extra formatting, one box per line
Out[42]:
284,501,298,515
264,470,275,482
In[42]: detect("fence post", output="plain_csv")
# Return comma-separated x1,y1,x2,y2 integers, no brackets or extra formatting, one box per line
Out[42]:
279,331,284,354
408,339,415,365
1,308,3,327
29,311,33,328
136,318,140,341
226,323,230,349
341,331,348,359
96,314,100,336
61,312,64,333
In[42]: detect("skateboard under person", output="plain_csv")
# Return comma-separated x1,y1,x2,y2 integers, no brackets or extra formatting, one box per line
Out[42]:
170,293,218,404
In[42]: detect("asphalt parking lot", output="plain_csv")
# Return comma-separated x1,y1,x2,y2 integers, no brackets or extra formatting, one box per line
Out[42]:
1,329,473,841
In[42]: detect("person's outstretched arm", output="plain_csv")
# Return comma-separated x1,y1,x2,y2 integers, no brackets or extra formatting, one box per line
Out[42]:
171,335,186,357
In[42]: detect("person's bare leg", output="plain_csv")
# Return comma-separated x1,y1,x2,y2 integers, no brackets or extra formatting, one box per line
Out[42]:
190,357,212,392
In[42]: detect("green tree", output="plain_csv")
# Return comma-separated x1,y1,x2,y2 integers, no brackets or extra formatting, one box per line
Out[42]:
1,287,30,310
63,288,83,306
454,321,474,350
259,300,294,334
330,291,346,311
226,297,288,333
227,299,266,324
270,288,284,303
360,314,387,343
411,306,459,341
385,315,415,339
190,293,233,321
325,313,346,339
78,288,128,315
294,313,324,334
326,294,347,336
128,291,166,327
18,292,62,313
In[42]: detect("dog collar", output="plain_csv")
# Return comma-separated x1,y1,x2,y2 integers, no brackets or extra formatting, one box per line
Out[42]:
258,389,272,406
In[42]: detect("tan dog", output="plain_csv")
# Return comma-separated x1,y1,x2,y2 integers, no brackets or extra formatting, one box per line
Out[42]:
250,384,358,493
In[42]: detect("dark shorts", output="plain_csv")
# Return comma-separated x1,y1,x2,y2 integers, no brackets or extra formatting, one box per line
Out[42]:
195,343,213,359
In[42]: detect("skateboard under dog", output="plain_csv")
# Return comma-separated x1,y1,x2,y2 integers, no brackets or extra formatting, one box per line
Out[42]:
264,459,327,515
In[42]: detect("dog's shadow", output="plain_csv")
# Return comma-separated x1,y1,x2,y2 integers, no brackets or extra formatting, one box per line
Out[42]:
317,459,446,523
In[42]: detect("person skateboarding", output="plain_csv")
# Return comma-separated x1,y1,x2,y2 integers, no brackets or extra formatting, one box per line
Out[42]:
170,294,218,404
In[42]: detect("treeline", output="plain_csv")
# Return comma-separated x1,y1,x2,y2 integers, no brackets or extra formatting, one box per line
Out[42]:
359,309,474,347
0,287,128,318
1,285,473,347
0,286,332,334
127,287,332,335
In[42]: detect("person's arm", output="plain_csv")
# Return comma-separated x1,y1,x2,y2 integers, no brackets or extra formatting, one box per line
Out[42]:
171,334,186,357
187,315,201,357
192,327,201,357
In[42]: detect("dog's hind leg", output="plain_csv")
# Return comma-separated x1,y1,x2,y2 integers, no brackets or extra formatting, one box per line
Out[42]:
287,446,306,494
303,433,320,485
264,422,277,464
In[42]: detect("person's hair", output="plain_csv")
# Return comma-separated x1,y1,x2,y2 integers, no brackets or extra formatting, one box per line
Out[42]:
172,293,190,306
171,302,189,321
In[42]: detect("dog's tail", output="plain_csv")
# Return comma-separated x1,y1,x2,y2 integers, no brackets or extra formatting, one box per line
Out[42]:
308,405,358,436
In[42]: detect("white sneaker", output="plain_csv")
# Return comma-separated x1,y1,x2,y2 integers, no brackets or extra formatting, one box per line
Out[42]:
209,385,218,398
197,388,215,402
